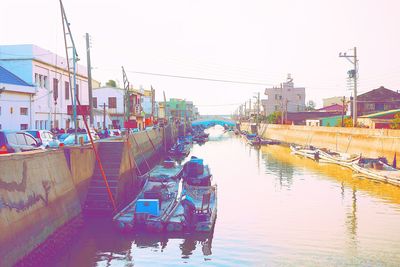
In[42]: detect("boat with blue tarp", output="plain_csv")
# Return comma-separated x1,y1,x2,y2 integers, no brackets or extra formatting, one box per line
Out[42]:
113,159,184,233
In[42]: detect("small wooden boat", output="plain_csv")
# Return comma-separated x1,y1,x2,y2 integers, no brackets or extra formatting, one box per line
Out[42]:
166,184,217,233
113,160,184,233
317,148,360,166
193,135,208,143
250,137,281,146
168,143,190,159
290,145,320,161
351,157,400,186
165,156,217,233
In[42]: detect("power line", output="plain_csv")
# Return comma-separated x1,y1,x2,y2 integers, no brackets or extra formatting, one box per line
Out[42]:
124,70,274,86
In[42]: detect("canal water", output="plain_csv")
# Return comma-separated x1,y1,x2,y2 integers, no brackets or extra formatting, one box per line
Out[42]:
52,126,400,266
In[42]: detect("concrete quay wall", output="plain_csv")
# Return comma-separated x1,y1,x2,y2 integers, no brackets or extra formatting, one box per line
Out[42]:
241,123,400,163
0,149,81,267
0,126,177,267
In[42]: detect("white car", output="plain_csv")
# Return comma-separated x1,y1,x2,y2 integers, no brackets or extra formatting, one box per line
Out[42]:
26,130,60,149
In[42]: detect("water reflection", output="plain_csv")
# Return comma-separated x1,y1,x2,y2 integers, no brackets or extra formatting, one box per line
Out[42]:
346,187,358,254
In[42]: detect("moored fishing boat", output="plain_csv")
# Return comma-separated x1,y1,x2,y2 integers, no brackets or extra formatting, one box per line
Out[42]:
290,145,320,161
250,136,281,146
317,148,360,166
165,157,217,233
351,157,400,186
168,142,191,159
113,159,184,233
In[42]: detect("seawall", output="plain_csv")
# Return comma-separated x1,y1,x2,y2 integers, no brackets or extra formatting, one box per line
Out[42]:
0,125,177,267
241,123,400,164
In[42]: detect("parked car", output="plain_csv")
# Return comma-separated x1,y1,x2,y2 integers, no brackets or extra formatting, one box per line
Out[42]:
60,134,90,146
0,131,40,154
111,129,122,136
57,133,70,142
25,130,59,148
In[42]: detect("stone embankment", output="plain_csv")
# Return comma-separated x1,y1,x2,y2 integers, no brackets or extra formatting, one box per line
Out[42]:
0,125,177,267
241,123,400,164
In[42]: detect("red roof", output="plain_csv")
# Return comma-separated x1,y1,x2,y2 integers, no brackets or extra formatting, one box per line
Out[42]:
317,104,344,112
358,86,400,101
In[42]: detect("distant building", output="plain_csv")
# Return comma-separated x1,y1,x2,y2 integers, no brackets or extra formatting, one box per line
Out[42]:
358,109,400,129
141,88,155,126
323,96,347,107
306,115,350,127
0,44,89,130
263,74,306,116
161,98,197,122
287,111,341,125
92,86,144,129
317,104,345,113
0,66,35,130
356,86,400,116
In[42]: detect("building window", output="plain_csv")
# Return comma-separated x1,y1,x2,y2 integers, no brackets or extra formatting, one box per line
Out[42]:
108,97,117,108
298,94,302,100
93,97,97,108
35,73,39,86
20,124,28,130
39,74,43,87
53,78,59,101
274,105,278,111
65,81,70,100
365,103,375,111
0,106,1,115
44,76,48,89
20,107,28,115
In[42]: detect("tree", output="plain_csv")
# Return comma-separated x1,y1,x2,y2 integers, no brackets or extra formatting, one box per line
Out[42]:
343,117,353,127
390,113,400,129
305,100,316,111
266,111,281,124
106,79,117,87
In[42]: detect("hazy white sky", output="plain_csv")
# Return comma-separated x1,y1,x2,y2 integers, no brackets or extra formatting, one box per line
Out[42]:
1,0,400,114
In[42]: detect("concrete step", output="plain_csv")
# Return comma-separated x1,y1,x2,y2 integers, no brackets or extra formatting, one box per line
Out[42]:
89,179,119,187
93,169,120,177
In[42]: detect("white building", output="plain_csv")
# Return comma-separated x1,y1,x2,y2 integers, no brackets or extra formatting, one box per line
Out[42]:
92,86,125,129
0,44,89,130
263,74,306,116
0,66,36,130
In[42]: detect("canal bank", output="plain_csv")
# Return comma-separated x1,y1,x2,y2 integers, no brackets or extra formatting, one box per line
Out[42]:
43,128,400,266
0,125,178,267
241,123,400,165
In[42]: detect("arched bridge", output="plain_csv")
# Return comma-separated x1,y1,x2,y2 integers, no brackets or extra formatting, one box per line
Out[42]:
191,115,236,127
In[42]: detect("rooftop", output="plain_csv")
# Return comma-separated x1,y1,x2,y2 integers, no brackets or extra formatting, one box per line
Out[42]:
0,66,32,86
360,108,400,118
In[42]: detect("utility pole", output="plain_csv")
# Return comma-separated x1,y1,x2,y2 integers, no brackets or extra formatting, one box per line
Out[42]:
86,33,94,126
122,66,130,124
151,85,155,119
285,99,289,124
60,0,79,144
257,92,260,128
280,83,284,125
341,96,346,127
103,103,106,129
339,47,358,127
244,102,247,119
249,98,252,121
